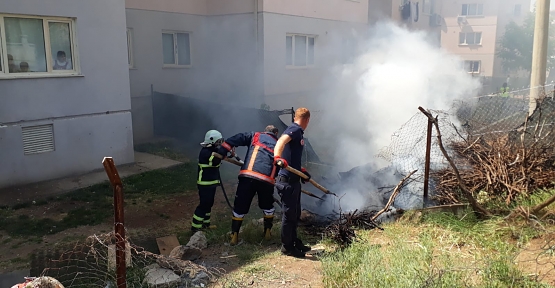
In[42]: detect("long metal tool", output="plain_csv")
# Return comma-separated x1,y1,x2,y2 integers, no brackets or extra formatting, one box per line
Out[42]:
212,152,328,200
301,189,325,201
276,160,337,197
212,152,245,166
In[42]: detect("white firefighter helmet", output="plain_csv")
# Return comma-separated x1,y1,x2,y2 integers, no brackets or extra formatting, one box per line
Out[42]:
201,130,223,147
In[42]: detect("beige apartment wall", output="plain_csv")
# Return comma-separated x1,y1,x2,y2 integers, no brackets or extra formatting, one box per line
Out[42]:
368,0,393,23
368,0,441,44
440,0,500,77
126,0,370,17
125,0,207,14
262,0,369,23
261,12,367,109
206,0,256,15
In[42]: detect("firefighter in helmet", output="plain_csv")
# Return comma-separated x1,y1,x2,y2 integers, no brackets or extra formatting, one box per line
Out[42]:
191,130,226,232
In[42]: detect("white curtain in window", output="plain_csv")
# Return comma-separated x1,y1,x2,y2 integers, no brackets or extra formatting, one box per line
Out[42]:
162,33,175,65
5,17,47,73
286,36,293,65
294,35,306,66
307,37,314,65
49,22,73,70
177,33,190,66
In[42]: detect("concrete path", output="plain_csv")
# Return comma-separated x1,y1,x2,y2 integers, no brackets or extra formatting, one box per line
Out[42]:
0,152,182,206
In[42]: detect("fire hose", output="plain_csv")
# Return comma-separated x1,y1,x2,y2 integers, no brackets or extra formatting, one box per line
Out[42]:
212,152,329,201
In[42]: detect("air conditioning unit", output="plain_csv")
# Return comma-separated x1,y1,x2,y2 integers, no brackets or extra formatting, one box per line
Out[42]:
430,13,442,26
457,15,467,24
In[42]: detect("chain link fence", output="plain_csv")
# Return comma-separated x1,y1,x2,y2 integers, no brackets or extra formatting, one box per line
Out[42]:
23,232,221,288
377,86,555,207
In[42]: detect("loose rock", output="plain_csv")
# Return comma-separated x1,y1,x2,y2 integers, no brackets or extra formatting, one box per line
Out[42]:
186,231,207,250
11,277,64,288
169,245,202,261
143,266,180,287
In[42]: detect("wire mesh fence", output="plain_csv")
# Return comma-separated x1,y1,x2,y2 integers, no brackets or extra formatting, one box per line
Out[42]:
377,86,555,207
23,232,221,288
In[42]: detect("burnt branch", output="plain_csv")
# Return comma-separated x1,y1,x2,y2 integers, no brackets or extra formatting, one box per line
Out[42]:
371,169,417,221
419,106,492,218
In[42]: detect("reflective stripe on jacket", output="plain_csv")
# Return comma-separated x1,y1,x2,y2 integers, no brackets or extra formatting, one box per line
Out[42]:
197,147,221,185
500,87,510,97
219,132,277,184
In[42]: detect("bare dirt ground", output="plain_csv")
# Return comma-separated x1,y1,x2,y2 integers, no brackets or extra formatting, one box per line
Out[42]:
516,232,555,286
0,182,324,288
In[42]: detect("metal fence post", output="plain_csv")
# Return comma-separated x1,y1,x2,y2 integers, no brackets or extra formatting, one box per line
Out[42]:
102,157,126,288
423,117,433,203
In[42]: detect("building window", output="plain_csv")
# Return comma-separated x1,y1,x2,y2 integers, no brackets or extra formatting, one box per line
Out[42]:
461,3,484,16
459,32,482,45
162,31,191,67
127,28,134,68
464,60,481,73
422,0,433,15
286,34,315,67
514,4,522,17
0,14,78,78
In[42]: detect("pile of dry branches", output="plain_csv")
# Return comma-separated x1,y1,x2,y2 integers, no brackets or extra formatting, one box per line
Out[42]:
432,100,555,207
323,209,383,246
318,170,416,246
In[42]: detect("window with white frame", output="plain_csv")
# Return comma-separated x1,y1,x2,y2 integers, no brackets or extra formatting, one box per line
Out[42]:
127,28,134,68
162,31,191,67
461,3,484,16
464,60,481,73
286,34,315,67
459,32,482,45
0,14,77,77
422,0,433,15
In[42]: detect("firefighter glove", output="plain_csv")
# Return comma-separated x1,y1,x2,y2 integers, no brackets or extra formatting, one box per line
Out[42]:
274,156,288,168
301,167,311,183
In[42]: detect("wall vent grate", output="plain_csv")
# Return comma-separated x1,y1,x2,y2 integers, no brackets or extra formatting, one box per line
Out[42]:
22,124,55,155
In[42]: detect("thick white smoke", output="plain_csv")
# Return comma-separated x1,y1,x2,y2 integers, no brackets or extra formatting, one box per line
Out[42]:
305,21,481,213
320,22,481,169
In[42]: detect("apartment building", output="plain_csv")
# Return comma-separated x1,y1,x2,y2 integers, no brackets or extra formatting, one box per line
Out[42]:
0,0,134,189
125,0,369,141
368,0,443,45
439,0,530,92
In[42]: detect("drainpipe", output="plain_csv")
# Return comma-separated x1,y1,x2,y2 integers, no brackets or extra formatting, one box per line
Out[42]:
254,0,260,107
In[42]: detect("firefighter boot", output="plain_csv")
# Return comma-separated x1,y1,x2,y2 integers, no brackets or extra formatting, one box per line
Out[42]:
202,213,216,229
230,217,243,246
263,215,274,240
295,238,312,253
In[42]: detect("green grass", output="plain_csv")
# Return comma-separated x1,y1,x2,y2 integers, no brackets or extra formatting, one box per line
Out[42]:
320,210,554,288
135,140,190,162
0,163,199,238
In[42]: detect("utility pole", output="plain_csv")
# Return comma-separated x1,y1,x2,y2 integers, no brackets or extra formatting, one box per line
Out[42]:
529,0,551,115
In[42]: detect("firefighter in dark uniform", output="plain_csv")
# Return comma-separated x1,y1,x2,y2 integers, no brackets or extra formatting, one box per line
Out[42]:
273,107,312,258
500,82,510,97
218,125,280,245
191,130,224,232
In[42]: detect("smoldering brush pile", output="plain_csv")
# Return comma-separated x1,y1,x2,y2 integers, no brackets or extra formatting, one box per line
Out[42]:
432,134,555,206
322,209,383,246
304,170,416,247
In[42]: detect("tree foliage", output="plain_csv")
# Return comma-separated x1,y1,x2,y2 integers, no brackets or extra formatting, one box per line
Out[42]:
496,12,555,73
